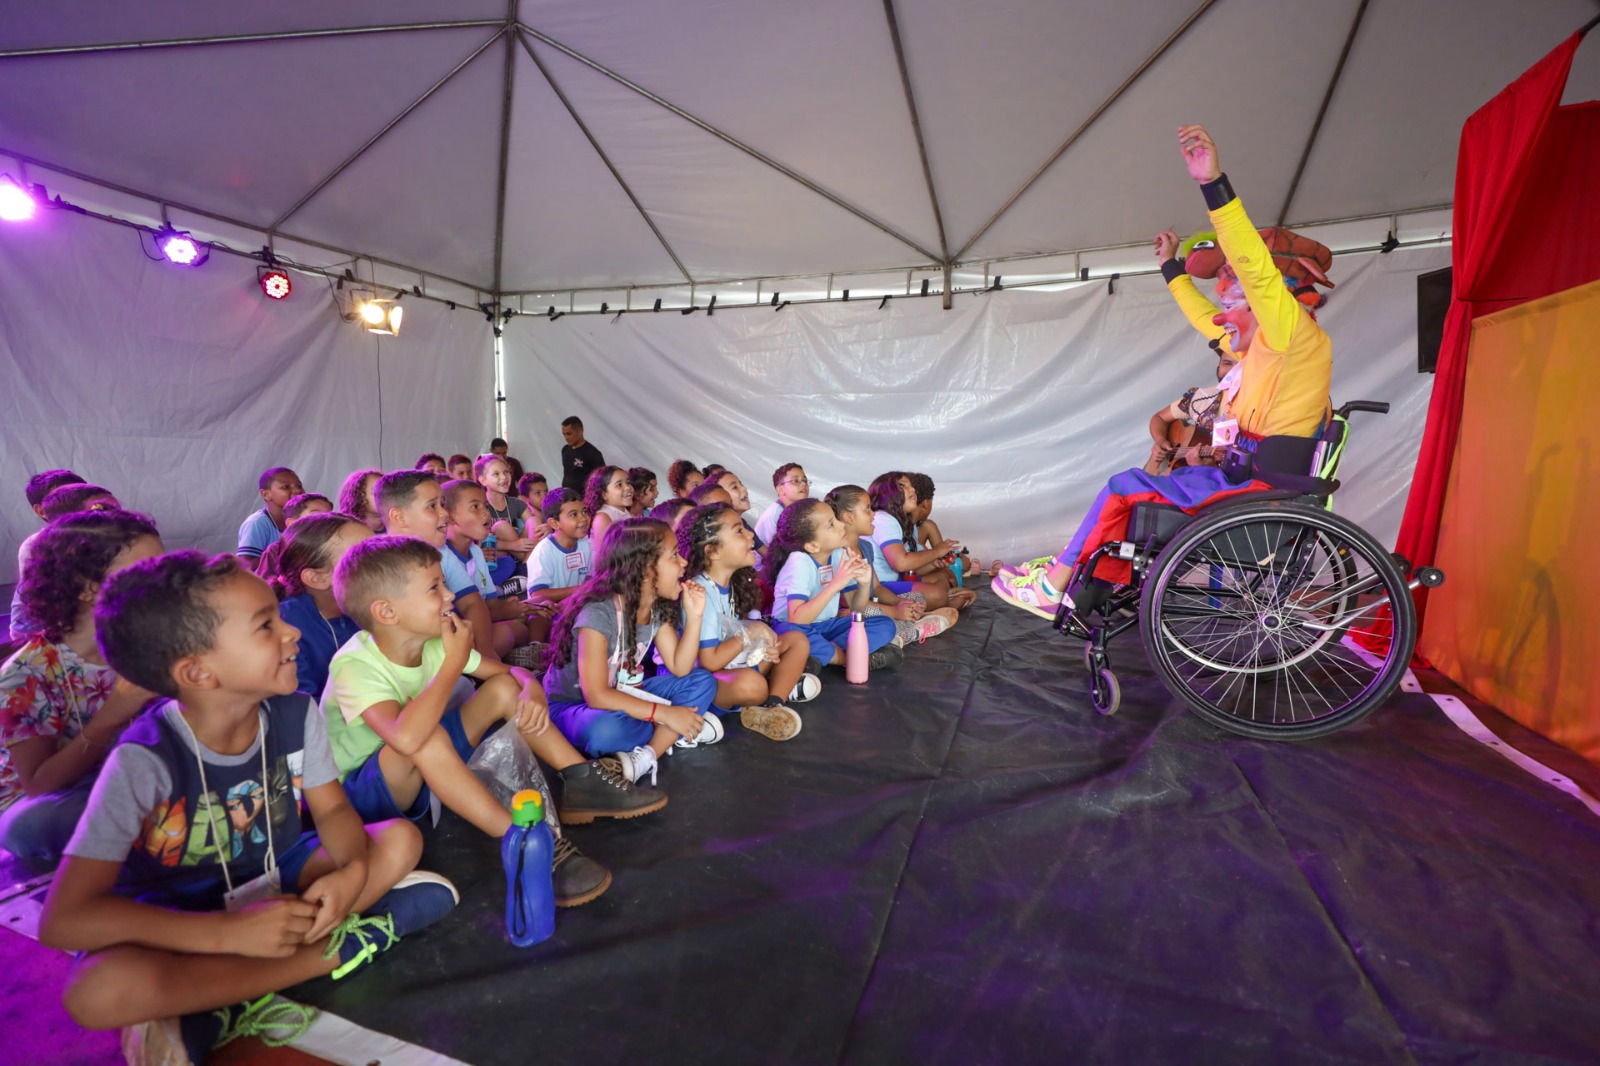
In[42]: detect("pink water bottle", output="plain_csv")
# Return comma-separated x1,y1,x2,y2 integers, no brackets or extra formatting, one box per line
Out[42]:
846,611,870,684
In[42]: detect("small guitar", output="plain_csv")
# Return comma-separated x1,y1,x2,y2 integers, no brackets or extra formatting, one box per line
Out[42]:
1144,420,1213,476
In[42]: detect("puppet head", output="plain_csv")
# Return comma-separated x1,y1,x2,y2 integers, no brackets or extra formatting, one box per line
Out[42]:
1181,227,1335,310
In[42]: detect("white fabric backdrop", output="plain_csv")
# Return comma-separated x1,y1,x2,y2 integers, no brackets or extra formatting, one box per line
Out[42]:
0,210,495,581
502,245,1449,565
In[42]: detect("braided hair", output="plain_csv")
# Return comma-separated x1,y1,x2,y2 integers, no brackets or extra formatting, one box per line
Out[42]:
678,503,760,618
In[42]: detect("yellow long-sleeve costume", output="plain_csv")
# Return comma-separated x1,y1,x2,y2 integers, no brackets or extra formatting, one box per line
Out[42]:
1164,195,1332,438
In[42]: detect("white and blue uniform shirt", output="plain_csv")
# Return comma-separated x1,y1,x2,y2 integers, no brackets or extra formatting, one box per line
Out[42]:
440,542,498,606
868,511,909,584
237,508,282,561
771,547,856,625
690,574,756,668
528,536,593,592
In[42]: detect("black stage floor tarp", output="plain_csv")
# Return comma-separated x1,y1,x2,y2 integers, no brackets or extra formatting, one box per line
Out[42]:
279,596,1600,1065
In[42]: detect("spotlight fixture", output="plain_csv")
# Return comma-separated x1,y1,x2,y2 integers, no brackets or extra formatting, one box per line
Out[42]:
0,175,37,222
356,299,403,335
155,224,207,266
258,266,291,300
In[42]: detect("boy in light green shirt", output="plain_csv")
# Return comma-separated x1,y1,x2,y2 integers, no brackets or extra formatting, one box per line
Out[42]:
325,535,668,908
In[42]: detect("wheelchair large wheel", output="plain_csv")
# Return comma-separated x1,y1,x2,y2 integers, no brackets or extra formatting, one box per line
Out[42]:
1138,500,1415,740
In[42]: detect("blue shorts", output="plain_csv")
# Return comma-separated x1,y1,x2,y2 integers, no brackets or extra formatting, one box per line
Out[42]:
340,705,481,824
774,614,896,663
880,579,915,595
275,828,321,892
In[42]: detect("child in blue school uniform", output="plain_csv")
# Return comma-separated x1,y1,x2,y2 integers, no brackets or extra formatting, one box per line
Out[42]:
765,499,901,674
236,467,304,567
526,489,595,606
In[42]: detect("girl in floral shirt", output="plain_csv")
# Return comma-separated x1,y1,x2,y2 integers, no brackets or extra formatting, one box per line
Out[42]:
0,510,164,865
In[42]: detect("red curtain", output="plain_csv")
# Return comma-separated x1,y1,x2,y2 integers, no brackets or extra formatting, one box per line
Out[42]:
1382,30,1600,644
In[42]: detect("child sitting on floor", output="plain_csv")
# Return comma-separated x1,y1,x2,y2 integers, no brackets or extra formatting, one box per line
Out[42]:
448,455,474,482
376,470,501,665
585,466,634,542
627,467,659,517
688,480,733,508
338,469,385,534
517,472,549,517
0,511,164,866
41,551,456,1065
825,485,958,646
866,473,975,611
666,459,704,499
414,454,447,477
527,489,595,606
441,479,551,656
678,504,814,739
544,518,720,787
10,469,86,642
754,462,810,545
765,499,902,673
265,512,373,699
326,536,657,905
237,467,303,566
476,454,537,565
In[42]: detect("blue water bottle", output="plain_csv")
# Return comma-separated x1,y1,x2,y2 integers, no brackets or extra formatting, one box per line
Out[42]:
502,789,555,946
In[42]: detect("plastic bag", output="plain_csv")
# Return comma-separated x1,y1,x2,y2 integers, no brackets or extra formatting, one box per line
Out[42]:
468,726,561,837
719,614,778,666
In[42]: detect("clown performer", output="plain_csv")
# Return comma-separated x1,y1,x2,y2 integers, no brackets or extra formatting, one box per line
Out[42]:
994,123,1335,626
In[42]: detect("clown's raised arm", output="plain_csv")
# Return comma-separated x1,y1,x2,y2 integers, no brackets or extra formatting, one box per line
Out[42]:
1178,124,1303,352
1155,228,1237,358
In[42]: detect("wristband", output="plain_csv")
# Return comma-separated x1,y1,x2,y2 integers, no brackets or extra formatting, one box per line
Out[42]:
647,706,657,724
1200,173,1236,212
1160,257,1187,284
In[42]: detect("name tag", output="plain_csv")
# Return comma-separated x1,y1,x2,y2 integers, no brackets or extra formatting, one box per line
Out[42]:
818,564,834,585
565,552,583,571
1212,418,1239,447
224,866,281,912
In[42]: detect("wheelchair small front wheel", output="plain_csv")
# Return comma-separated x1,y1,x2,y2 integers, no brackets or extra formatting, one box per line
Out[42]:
1089,668,1121,716
1139,500,1416,740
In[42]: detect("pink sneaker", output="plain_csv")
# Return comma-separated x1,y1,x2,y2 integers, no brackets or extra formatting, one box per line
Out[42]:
908,607,959,643
991,569,1070,620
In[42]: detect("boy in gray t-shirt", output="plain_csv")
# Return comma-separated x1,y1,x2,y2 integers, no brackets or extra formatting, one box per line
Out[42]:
40,552,457,1063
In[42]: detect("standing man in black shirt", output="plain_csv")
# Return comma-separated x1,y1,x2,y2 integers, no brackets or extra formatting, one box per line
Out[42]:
560,415,606,494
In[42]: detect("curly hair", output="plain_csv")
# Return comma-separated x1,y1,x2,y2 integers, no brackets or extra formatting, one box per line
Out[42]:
907,473,935,506
20,510,161,644
583,465,626,518
338,469,382,528
25,469,83,509
678,504,760,618
517,471,548,498
869,472,913,547
763,498,831,588
40,483,116,520
546,518,680,676
96,551,240,699
666,459,701,497
262,512,367,600
627,466,656,500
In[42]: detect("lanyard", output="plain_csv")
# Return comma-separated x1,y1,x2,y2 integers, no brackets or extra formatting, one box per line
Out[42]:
172,706,275,895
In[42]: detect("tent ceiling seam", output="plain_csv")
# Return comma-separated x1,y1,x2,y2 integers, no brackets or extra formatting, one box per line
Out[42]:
515,31,694,287
0,143,492,292
951,0,1221,262
491,2,519,297
0,20,506,60
1277,0,1371,227
267,27,506,234
516,21,943,264
881,0,949,262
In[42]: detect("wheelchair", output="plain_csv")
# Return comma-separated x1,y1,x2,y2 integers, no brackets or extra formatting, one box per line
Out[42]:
1056,401,1445,740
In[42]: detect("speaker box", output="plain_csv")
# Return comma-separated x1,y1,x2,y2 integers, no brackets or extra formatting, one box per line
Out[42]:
1417,266,1452,373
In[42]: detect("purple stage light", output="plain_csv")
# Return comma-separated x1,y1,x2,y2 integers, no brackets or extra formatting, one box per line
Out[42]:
155,224,207,266
0,175,36,222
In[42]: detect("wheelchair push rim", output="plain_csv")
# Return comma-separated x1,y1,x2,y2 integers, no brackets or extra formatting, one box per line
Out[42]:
1138,500,1416,740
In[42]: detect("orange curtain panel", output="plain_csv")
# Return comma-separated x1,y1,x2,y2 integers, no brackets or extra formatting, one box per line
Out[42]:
1420,279,1600,763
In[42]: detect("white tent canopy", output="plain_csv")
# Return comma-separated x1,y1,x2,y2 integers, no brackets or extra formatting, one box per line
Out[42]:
2,0,1597,301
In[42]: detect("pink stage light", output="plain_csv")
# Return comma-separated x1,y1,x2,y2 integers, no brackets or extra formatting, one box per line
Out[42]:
155,224,207,266
0,175,36,222
259,268,292,300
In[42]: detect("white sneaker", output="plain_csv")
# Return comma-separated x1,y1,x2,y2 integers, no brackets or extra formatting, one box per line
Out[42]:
608,744,659,786
788,672,822,704
909,608,959,644
673,713,725,749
